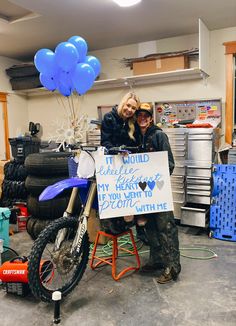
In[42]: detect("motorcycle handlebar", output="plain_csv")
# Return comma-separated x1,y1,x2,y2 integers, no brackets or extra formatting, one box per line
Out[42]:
106,145,139,155
65,144,139,154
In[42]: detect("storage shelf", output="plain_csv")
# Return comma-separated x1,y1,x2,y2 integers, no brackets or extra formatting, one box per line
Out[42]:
94,68,208,90
15,68,209,97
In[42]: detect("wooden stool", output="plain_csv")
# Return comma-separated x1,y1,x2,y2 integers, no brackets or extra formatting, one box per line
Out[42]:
90,229,140,281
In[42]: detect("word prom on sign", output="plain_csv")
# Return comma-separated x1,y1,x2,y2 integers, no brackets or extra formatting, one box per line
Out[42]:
95,151,173,219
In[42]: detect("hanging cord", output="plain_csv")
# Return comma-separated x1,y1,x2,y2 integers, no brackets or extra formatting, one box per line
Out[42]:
3,246,19,257
90,234,148,258
89,234,217,260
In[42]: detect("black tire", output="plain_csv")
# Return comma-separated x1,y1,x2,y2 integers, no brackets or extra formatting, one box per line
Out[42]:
0,196,26,208
26,216,52,240
27,195,71,219
28,216,90,302
26,216,38,240
17,164,28,181
4,161,27,181
32,218,52,239
25,152,70,176
0,197,14,207
4,160,17,180
1,180,28,199
25,175,68,196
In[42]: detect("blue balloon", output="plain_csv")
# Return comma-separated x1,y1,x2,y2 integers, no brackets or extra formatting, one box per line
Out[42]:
39,73,57,91
84,56,101,78
34,49,58,76
55,42,79,72
72,63,95,95
57,82,72,97
68,36,88,62
57,69,73,91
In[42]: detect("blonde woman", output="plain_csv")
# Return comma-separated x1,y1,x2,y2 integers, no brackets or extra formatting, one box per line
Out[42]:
101,92,140,149
101,92,140,235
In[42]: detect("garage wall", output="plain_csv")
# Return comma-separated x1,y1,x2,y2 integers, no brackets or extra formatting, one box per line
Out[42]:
0,56,29,160
8,26,236,142
0,55,29,138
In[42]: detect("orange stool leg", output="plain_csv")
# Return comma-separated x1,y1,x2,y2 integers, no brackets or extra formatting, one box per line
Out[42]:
112,229,141,281
129,229,141,268
111,236,118,279
90,229,141,281
90,231,113,270
90,231,100,269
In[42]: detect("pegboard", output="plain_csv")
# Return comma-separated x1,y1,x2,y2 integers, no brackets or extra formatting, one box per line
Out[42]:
210,164,236,242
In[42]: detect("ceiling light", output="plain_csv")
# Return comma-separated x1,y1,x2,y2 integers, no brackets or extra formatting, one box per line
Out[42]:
112,0,142,7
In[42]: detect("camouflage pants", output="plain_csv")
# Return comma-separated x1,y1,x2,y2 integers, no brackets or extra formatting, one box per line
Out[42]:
100,217,129,235
144,211,181,275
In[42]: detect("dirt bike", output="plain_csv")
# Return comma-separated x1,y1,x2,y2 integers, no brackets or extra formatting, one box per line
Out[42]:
28,145,138,302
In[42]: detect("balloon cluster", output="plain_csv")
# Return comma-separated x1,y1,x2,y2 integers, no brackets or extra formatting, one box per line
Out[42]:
34,36,101,96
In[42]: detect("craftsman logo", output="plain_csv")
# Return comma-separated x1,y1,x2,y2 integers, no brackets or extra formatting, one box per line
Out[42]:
3,270,26,275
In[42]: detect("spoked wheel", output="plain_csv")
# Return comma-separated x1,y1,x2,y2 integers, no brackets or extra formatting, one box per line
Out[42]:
28,216,90,302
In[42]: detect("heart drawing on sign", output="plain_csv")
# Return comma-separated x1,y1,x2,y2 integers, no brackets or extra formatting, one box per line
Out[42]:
147,180,155,191
156,180,164,190
138,181,147,191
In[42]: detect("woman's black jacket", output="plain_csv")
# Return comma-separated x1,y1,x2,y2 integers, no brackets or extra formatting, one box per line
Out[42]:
101,106,137,149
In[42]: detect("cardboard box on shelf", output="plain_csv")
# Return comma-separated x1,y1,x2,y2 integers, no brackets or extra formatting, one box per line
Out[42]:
133,55,189,75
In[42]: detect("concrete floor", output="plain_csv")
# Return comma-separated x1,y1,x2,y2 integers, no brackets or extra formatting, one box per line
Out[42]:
0,226,236,326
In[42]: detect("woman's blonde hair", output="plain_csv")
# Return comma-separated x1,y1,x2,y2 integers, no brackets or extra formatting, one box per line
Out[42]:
117,92,140,140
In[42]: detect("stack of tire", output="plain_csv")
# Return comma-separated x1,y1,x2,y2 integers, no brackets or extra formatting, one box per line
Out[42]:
0,160,28,208
25,152,76,240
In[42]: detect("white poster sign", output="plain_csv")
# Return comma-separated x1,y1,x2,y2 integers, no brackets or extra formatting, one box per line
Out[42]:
95,151,173,219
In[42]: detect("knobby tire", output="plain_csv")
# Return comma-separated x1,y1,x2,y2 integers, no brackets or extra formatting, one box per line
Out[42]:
28,216,89,302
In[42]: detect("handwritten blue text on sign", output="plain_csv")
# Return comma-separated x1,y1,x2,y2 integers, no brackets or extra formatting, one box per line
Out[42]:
95,151,173,219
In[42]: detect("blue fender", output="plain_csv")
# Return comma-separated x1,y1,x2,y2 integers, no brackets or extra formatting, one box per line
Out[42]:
39,178,89,201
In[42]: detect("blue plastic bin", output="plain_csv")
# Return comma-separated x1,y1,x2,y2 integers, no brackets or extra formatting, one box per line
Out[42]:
0,207,11,250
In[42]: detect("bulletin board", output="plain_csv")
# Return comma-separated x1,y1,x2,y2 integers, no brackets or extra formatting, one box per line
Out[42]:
154,99,222,127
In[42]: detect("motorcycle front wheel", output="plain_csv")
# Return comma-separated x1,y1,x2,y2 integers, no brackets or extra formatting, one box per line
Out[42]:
28,216,89,302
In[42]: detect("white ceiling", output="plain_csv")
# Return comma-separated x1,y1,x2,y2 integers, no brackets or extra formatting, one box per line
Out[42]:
0,0,236,61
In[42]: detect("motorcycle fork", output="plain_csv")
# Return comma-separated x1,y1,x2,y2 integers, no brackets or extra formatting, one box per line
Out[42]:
71,181,97,256
54,187,79,251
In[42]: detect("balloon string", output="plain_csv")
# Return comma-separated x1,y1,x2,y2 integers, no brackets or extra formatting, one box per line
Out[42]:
53,92,67,116
61,95,73,122
71,95,77,140
75,92,80,117
72,94,77,118
71,95,76,120
67,96,72,121
67,96,75,121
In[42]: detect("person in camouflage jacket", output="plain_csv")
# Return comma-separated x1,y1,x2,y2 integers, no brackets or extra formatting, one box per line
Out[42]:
136,103,181,284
